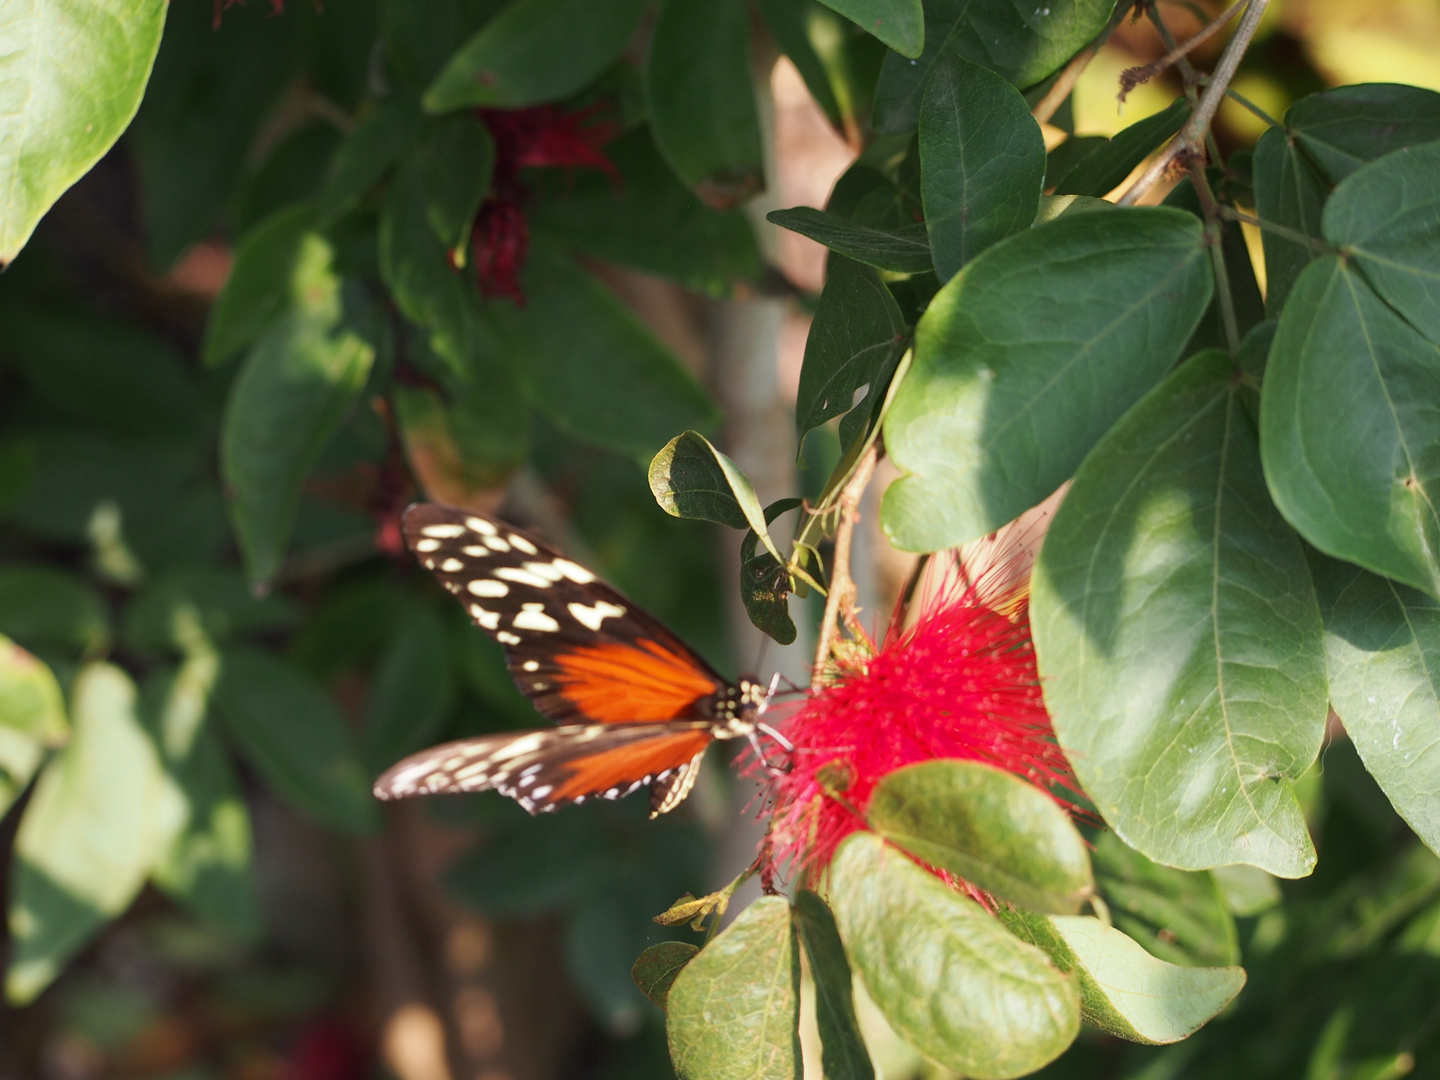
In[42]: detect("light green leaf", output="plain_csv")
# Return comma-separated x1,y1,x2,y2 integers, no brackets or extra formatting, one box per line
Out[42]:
646,0,764,207
1210,863,1281,917
667,895,801,1080
818,0,923,57
425,0,648,111
767,208,933,274
793,891,874,1080
882,208,1212,552
418,113,495,259
0,635,69,817
7,663,177,1003
0,0,167,264
867,760,1093,914
1034,351,1326,876
633,941,700,1010
1260,257,1440,601
212,648,379,834
1323,140,1440,345
829,833,1079,1079
999,911,1245,1045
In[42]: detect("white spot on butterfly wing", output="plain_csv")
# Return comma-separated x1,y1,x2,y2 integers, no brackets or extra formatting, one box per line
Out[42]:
462,545,490,557
568,600,626,631
553,559,596,584
497,631,522,644
467,579,508,597
466,517,498,535
522,561,566,582
484,535,511,552
514,604,560,633
440,558,464,572
522,661,540,672
531,785,553,799
469,605,501,630
495,567,551,588
421,524,467,538
414,538,442,553
509,534,538,554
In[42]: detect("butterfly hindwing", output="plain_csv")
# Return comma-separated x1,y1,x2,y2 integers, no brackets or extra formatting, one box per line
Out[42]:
404,504,726,726
373,722,714,816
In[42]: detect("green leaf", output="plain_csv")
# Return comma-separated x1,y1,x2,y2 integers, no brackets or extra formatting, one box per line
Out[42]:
667,895,801,1080
362,599,456,774
212,648,379,834
1091,831,1239,968
1260,257,1440,600
1053,98,1190,199
418,113,495,259
650,432,784,561
633,940,700,1010
0,0,166,264
920,56,1044,280
740,498,803,646
491,247,720,457
1044,134,1107,191
425,0,648,111
122,567,299,657
530,126,761,295
871,0,1115,134
1323,140,1440,345
766,208,933,274
829,833,1079,1079
0,565,110,656
7,664,174,1003
320,95,424,223
1210,863,1281,917
882,208,1212,552
1033,350,1326,876
393,380,529,504
220,243,377,587
796,256,907,442
203,203,321,368
818,0,923,57
646,0,765,208
1286,83,1440,184
0,636,69,817
867,760,1093,914
1315,558,1440,856
1034,193,1115,223
753,0,845,130
998,910,1245,1045
1252,123,1330,315
447,811,611,916
793,891,874,1080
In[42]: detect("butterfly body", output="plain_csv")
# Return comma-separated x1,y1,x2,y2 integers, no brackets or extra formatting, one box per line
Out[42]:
373,504,771,816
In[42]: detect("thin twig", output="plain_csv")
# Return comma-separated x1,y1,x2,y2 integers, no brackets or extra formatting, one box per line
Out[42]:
1223,87,1284,130
1032,0,1136,124
1188,162,1241,355
1118,0,1270,206
1121,0,1247,102
811,443,878,690
1145,1,1226,168
1220,206,1337,251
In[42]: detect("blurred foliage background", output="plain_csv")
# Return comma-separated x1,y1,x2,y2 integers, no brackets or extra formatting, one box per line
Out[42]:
1,0,1439,1079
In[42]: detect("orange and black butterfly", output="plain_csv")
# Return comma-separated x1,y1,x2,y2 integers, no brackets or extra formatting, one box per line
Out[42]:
372,504,787,817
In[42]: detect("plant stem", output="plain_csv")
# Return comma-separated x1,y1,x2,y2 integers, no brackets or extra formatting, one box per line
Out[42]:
1122,0,1246,101
1119,0,1270,206
1224,87,1283,129
811,442,878,689
1031,0,1134,124
1221,206,1337,251
1189,162,1242,355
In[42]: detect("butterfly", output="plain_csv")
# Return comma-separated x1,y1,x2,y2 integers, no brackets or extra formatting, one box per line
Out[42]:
372,503,789,817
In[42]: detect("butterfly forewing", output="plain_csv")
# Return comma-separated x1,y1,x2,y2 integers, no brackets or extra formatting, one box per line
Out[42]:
404,504,726,726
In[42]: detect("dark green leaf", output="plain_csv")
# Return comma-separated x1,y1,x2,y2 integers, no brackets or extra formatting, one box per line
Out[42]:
1316,559,1440,855
740,499,804,646
203,203,321,368
447,811,610,916
220,244,378,586
818,0,922,57
998,910,1245,1045
320,95,424,223
231,124,343,236
1252,125,1330,316
1091,832,1239,968
871,0,1115,133
1323,140,1440,345
646,0,765,207
0,0,166,263
793,891,873,1080
867,760,1093,913
0,565,109,657
920,55,1045,279
754,0,845,130
829,833,1079,1078
766,208,932,274
1286,83,1440,184
491,247,719,457
362,599,456,773
1044,134,1107,191
796,256,906,441
7,664,168,1003
417,113,495,258
425,0,648,111
1053,98,1189,198
667,895,801,1080
649,432,783,559
530,126,761,294
1033,351,1326,876
122,567,299,658
0,636,69,817
882,208,1212,552
1260,257,1440,600
633,941,699,1010
212,648,379,834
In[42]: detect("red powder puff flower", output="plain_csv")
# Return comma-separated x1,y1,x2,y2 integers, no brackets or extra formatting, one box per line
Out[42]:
762,517,1084,884
472,105,619,304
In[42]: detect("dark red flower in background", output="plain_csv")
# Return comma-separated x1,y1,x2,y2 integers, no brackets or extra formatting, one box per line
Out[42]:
473,105,619,304
763,543,1084,884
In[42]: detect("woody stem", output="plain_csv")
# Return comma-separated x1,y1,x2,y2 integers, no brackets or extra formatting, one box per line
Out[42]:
811,443,879,689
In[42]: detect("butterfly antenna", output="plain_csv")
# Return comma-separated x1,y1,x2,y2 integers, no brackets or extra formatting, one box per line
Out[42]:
758,671,782,715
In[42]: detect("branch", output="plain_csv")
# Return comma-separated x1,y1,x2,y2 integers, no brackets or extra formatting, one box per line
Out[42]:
1120,0,1246,102
1118,0,1270,206
1031,0,1135,124
811,442,878,689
